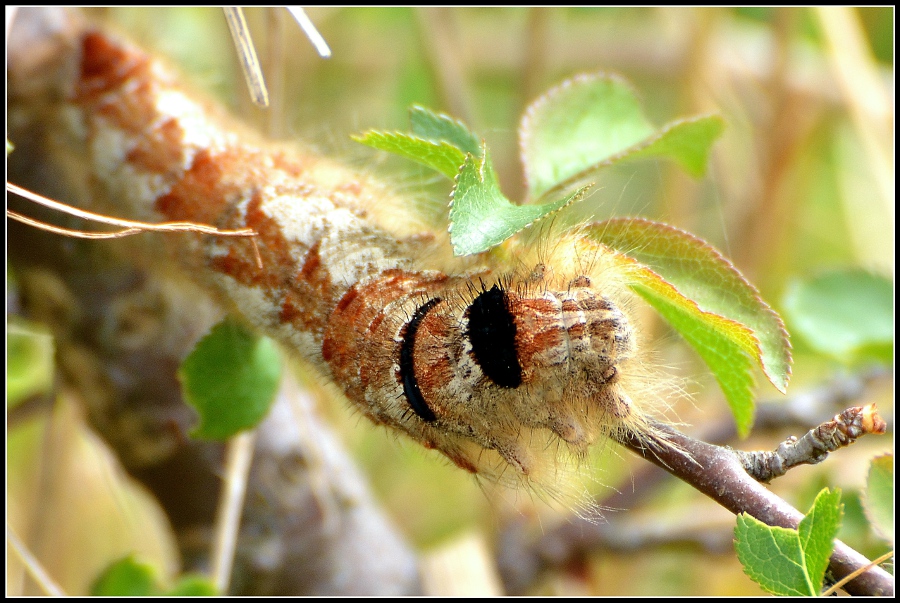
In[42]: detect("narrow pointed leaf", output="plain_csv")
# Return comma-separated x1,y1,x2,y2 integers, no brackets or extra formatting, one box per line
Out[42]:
798,488,843,593
624,115,725,177
352,131,466,180
409,105,481,156
449,148,588,256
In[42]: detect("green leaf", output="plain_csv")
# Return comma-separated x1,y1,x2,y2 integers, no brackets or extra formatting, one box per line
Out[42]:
91,556,217,596
864,454,894,544
585,218,792,435
783,270,893,365
625,115,725,178
629,280,756,434
91,556,159,596
7,319,55,408
179,317,282,440
409,105,481,156
165,575,218,596
519,73,724,200
449,147,589,255
735,488,842,596
352,131,466,180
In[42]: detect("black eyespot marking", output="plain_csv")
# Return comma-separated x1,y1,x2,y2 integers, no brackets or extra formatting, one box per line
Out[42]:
399,297,442,422
465,284,522,388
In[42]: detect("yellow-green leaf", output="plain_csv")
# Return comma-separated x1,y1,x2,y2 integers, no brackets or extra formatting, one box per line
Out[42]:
585,218,792,435
352,130,466,180
864,454,894,544
408,105,481,156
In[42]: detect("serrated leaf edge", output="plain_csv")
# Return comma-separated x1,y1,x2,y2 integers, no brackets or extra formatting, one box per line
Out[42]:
448,146,590,255
596,217,792,393
519,72,642,199
409,104,481,155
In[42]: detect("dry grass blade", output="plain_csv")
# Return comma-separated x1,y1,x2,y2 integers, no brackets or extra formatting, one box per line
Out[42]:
285,7,331,58
821,550,895,596
211,431,257,594
223,7,269,108
6,524,66,597
8,209,143,239
7,182,257,238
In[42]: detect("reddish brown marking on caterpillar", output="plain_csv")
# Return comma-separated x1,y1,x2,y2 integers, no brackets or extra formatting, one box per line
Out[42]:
279,243,336,333
323,270,451,409
126,117,184,174
155,148,236,225
412,305,457,407
78,31,150,105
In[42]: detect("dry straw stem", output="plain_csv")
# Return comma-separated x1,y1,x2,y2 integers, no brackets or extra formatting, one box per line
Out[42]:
6,525,67,597
7,183,257,239
223,7,269,108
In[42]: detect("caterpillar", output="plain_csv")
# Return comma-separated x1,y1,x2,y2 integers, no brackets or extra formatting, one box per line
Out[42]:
8,8,677,506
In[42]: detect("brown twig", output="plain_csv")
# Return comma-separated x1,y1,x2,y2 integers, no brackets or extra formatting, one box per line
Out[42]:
615,420,894,596
735,404,887,483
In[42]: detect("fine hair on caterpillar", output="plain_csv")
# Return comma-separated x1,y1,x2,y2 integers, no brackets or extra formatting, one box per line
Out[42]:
7,8,686,517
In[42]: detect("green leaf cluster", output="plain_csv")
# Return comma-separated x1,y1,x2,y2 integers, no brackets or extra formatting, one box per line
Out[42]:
355,73,793,433
179,317,282,440
735,488,842,596
355,73,723,256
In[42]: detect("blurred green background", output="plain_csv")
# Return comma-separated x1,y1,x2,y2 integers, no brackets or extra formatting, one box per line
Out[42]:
7,7,893,596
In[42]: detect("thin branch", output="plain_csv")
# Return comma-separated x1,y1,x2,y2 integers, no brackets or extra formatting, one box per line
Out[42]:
822,549,895,597
736,404,887,483
615,418,894,596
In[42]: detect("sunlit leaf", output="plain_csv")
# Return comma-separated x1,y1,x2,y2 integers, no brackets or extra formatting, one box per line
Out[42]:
586,218,792,435
735,488,842,596
352,131,466,180
91,556,158,596
409,105,481,156
520,73,723,200
449,147,589,256
91,555,217,596
624,115,725,177
179,317,281,440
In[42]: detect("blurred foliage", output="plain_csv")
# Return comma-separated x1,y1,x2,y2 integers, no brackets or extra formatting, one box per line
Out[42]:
8,7,893,596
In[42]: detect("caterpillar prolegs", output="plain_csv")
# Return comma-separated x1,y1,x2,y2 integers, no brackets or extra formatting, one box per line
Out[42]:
8,10,675,501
